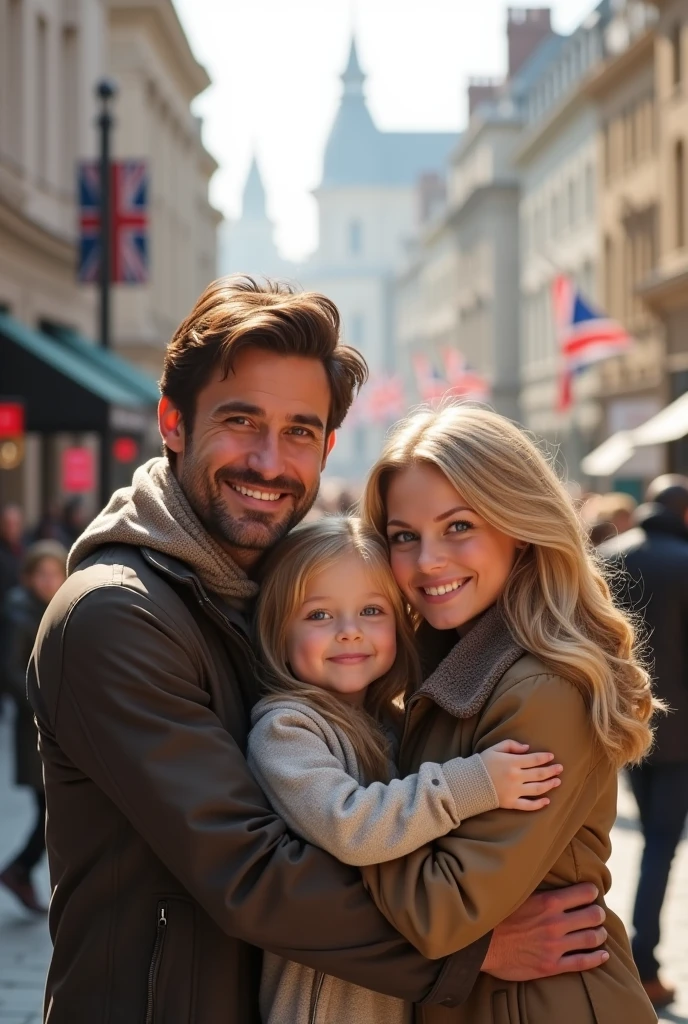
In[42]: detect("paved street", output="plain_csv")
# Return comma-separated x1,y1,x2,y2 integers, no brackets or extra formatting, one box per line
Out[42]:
0,711,686,1023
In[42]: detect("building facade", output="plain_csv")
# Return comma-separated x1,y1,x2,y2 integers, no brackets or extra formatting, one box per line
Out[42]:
303,39,458,480
107,0,220,375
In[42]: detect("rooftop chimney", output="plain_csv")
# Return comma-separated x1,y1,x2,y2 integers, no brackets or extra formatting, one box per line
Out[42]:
507,7,553,79
467,76,503,118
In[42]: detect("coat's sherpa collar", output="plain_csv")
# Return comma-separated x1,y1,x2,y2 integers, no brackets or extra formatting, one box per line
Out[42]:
413,604,524,719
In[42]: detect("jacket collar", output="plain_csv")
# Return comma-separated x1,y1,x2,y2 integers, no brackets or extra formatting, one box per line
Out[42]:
412,604,524,719
140,546,250,636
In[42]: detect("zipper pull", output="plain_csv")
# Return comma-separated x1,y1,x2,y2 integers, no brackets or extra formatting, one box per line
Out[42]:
158,906,167,927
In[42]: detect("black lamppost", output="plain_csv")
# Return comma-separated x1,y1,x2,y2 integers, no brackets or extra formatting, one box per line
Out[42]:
96,78,118,350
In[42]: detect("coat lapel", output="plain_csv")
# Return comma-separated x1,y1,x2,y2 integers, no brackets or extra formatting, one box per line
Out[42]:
413,604,525,719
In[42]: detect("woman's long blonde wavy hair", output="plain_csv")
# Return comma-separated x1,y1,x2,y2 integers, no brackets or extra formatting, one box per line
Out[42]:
256,516,420,782
361,404,659,769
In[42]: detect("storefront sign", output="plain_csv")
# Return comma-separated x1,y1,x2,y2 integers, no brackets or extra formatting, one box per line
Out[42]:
62,447,95,493
112,436,139,463
0,401,24,438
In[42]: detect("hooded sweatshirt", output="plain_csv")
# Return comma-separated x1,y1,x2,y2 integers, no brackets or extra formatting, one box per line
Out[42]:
68,457,258,606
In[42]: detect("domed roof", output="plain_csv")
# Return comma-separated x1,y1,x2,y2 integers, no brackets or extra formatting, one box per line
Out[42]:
321,38,460,189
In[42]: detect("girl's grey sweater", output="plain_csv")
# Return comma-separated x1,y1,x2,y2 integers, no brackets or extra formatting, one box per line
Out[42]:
247,696,499,1024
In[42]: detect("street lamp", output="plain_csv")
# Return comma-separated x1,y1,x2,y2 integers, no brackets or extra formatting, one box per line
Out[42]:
95,78,118,351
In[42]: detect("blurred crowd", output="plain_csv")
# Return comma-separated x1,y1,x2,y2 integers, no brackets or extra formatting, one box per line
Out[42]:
0,474,686,1007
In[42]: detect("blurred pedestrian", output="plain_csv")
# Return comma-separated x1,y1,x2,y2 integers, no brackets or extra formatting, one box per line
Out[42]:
582,492,636,547
0,503,25,715
28,502,71,548
60,496,88,547
598,475,688,1009
0,540,67,913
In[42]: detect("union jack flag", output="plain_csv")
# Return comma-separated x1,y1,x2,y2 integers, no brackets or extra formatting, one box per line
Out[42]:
553,274,632,411
442,348,491,402
78,160,149,284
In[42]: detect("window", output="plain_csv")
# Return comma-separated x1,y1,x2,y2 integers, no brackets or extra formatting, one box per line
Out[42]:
584,163,594,219
348,219,362,256
568,178,577,227
671,22,682,89
676,140,685,248
60,26,78,192
604,235,614,316
4,0,23,163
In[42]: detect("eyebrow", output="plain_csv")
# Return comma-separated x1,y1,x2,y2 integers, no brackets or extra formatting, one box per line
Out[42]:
302,592,389,604
212,400,325,433
387,505,474,529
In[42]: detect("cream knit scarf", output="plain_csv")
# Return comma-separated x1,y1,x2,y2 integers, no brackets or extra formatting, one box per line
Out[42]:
67,457,259,604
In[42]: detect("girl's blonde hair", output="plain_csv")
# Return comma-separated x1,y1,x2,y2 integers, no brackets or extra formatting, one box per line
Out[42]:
361,404,658,769
256,516,420,781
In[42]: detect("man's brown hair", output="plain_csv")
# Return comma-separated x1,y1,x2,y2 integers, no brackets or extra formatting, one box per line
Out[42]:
160,276,368,456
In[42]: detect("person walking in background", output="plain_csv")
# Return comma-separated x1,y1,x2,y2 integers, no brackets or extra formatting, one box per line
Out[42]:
598,474,688,1010
0,503,25,716
0,540,67,913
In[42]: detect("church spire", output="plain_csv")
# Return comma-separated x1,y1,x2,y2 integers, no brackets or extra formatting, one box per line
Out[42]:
341,36,365,97
241,154,267,220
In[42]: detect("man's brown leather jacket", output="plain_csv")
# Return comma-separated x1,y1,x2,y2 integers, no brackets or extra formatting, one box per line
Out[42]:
28,543,488,1023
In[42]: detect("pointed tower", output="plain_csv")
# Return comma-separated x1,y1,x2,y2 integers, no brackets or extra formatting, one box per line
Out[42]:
241,155,267,220
321,36,380,187
219,153,293,279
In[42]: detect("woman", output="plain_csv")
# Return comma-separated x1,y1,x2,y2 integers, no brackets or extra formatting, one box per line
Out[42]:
360,405,658,1024
0,540,67,913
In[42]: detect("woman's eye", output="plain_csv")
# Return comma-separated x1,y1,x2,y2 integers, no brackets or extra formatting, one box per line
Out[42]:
307,610,331,621
389,530,416,544
361,606,383,617
448,520,473,534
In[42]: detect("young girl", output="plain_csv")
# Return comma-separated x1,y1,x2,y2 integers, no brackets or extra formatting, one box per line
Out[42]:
359,404,658,1024
247,515,563,1024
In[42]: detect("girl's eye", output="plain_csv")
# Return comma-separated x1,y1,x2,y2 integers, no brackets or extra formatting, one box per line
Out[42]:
361,606,383,617
307,610,331,621
388,530,416,544
448,520,473,534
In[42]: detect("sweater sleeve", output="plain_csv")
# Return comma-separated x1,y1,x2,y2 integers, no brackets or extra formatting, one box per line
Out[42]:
247,707,499,867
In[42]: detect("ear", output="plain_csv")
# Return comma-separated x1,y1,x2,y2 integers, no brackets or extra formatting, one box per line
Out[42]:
322,431,336,469
158,397,185,454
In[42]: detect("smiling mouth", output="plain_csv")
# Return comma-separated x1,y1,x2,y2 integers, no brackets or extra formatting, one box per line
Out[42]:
228,483,286,503
421,578,470,597
328,654,371,664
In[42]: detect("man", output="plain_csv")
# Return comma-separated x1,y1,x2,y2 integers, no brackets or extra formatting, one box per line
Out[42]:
0,503,24,713
29,277,607,1022
599,474,688,1009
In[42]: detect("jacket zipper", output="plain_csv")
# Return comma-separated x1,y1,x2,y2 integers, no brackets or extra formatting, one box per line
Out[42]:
145,902,167,1024
309,972,325,1024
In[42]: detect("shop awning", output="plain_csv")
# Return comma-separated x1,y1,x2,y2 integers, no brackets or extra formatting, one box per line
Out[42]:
580,431,636,477
48,325,160,405
632,391,688,446
0,312,154,434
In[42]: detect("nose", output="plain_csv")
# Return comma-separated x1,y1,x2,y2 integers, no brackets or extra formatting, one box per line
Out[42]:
416,538,447,575
246,431,286,480
335,616,363,642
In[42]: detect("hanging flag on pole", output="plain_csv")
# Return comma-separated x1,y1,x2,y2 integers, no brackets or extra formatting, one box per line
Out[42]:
553,275,632,411
442,348,491,402
350,374,406,426
78,160,149,284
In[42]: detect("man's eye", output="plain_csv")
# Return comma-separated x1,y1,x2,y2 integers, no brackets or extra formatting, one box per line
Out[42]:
226,416,251,426
288,427,315,438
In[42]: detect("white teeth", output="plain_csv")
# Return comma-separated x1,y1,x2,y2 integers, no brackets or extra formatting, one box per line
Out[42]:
423,579,465,596
233,485,282,502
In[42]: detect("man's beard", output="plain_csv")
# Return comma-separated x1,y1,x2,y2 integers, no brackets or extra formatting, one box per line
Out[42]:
180,453,319,557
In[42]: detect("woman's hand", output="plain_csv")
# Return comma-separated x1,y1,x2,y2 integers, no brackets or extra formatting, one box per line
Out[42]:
479,740,562,810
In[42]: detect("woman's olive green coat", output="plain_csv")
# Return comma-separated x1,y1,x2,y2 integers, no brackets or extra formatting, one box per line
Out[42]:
363,608,657,1024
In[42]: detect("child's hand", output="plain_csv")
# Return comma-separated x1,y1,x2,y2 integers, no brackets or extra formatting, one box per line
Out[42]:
479,740,563,811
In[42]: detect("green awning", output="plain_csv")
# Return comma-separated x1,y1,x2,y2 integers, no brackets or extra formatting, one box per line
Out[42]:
48,325,160,405
0,312,153,433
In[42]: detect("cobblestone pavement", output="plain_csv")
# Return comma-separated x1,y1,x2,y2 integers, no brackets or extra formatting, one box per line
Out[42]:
0,712,686,1023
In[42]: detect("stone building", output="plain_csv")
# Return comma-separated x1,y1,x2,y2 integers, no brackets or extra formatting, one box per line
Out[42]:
303,38,458,480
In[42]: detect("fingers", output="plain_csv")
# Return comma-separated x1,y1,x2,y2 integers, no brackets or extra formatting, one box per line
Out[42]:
522,778,562,796
506,750,555,767
521,764,563,782
536,882,600,913
552,949,609,975
560,926,608,954
513,796,551,810
491,740,531,754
